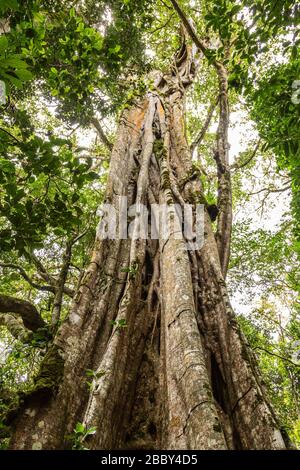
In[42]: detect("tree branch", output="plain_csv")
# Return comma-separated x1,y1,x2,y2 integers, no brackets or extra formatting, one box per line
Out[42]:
231,140,261,171
51,231,87,328
0,294,46,331
170,0,233,277
190,96,219,154
90,117,113,151
0,127,21,144
253,346,300,367
51,243,72,328
0,263,57,294
150,13,175,35
214,65,232,279
248,184,291,196
159,0,173,10
0,313,33,343
27,251,54,285
170,0,208,55
2,256,74,298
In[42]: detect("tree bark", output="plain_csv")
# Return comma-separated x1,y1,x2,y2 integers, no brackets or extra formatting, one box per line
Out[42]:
0,294,45,332
8,39,287,451
214,63,232,278
0,313,33,343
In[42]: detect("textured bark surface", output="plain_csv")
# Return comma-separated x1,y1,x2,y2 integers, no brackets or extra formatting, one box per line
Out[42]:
0,294,45,331
9,39,287,451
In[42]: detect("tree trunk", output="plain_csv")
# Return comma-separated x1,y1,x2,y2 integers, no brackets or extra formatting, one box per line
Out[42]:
9,40,287,451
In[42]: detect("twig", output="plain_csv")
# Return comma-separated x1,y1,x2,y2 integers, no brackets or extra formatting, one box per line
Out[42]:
253,346,300,367
190,97,219,154
0,127,21,144
231,139,261,171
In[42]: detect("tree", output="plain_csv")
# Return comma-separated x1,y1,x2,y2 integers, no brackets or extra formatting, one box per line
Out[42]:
0,0,299,450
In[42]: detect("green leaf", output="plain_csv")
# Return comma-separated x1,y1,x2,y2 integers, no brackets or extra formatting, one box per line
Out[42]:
86,171,99,180
86,427,97,436
230,5,241,16
109,44,121,55
72,193,80,203
75,422,85,434
4,57,29,69
14,68,33,81
0,0,19,14
0,36,8,53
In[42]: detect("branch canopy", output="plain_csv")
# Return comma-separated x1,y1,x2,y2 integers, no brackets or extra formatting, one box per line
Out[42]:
0,294,46,331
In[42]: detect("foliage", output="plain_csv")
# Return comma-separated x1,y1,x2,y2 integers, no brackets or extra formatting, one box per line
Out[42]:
249,61,300,251
0,111,100,254
85,368,105,390
238,312,300,447
110,319,127,330
67,422,97,450
0,0,34,92
120,261,139,279
229,220,299,297
1,0,154,122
